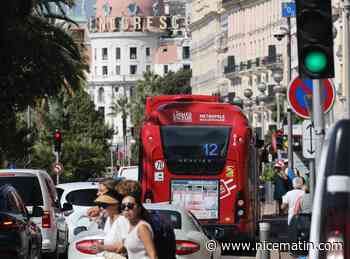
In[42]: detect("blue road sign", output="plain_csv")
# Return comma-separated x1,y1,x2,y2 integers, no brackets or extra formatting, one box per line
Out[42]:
282,2,296,17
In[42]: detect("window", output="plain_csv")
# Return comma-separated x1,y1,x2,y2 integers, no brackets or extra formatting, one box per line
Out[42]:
146,47,151,57
98,87,105,103
102,66,108,76
148,209,182,229
94,66,97,76
94,48,97,60
0,177,43,206
56,187,64,202
164,4,170,15
98,106,105,119
160,126,230,175
130,65,137,75
183,64,191,70
102,48,108,60
162,48,168,53
164,65,169,74
130,47,137,59
66,189,98,206
146,65,151,72
183,46,190,59
116,47,121,60
116,65,121,75
115,17,122,31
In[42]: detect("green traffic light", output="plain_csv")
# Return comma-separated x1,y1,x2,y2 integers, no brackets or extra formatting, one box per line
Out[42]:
304,51,327,73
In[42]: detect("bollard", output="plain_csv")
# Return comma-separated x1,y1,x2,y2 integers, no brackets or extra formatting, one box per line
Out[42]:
258,222,271,259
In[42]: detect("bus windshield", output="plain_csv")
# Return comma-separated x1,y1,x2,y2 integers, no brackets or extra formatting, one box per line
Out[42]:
160,126,230,175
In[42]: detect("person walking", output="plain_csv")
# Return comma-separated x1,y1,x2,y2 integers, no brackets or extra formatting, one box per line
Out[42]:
281,177,305,225
121,193,158,259
273,160,289,215
94,191,129,259
87,178,119,219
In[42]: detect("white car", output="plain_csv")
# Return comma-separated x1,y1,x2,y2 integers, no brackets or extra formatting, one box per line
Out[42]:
0,169,70,258
68,203,221,259
113,166,139,181
56,182,100,243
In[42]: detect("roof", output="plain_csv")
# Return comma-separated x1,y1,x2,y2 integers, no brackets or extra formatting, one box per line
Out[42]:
143,202,184,213
56,182,99,190
0,169,45,175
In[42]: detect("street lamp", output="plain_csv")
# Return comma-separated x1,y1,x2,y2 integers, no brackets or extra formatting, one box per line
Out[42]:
244,89,253,122
257,83,267,138
272,69,286,129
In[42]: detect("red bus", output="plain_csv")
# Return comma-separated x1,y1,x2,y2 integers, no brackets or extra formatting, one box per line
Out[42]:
139,95,261,241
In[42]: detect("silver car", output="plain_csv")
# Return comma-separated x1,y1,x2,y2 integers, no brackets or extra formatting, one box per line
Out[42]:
0,169,71,258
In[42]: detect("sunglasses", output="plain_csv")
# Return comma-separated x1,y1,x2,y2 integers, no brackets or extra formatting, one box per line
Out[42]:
121,202,136,211
98,203,112,209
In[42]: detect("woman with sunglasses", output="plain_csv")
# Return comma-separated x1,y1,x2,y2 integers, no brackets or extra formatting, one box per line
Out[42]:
122,195,158,259
94,191,129,258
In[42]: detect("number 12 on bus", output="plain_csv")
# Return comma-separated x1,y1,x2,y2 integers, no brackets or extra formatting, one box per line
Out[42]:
139,95,261,244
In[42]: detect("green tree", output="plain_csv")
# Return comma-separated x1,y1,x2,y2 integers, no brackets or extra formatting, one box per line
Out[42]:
0,0,87,165
31,89,113,182
129,69,192,161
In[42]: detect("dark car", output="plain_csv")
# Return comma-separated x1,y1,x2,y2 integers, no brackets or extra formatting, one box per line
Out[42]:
310,119,350,259
0,184,43,259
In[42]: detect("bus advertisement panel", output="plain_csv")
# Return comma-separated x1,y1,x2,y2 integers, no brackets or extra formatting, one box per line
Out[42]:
171,179,219,220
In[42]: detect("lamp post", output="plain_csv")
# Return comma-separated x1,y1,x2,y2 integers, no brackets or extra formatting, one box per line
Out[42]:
257,83,267,138
272,69,285,129
244,88,254,123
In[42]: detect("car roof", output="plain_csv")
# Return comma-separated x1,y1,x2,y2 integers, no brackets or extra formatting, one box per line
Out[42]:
143,203,185,213
0,169,46,176
56,182,100,190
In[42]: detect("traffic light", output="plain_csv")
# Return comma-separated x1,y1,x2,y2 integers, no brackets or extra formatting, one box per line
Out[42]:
53,129,62,153
295,0,334,79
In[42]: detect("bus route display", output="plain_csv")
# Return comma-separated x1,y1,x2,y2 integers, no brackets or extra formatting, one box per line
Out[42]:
171,179,219,219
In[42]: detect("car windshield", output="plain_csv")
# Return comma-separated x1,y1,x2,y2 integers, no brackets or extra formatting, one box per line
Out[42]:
148,209,181,229
160,125,230,175
65,189,98,206
0,177,43,206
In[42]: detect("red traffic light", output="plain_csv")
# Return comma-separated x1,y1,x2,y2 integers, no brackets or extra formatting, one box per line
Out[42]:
54,130,62,142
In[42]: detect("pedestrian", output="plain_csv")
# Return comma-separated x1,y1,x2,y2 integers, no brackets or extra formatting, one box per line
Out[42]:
116,180,176,259
289,184,312,258
87,178,119,227
281,177,305,225
121,193,158,259
94,191,129,259
273,160,289,215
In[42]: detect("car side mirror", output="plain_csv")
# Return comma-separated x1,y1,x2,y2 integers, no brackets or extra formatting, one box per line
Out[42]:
74,226,88,235
62,203,73,215
31,206,44,217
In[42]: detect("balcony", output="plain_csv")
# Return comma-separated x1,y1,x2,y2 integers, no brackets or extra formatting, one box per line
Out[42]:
216,32,228,53
224,54,283,79
222,0,245,10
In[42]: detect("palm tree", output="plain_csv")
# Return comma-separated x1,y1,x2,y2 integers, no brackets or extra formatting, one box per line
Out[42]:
0,0,88,165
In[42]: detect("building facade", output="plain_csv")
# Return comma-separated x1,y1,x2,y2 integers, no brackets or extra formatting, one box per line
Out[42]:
191,0,346,135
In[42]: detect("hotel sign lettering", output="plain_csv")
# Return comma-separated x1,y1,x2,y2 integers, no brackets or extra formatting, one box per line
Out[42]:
89,15,187,33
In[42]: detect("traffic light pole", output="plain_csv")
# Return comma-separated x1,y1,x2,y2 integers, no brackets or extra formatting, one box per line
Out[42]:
344,0,350,118
286,17,294,171
55,151,60,185
312,80,325,188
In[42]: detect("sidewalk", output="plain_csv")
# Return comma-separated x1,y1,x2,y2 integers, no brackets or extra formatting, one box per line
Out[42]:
260,202,293,259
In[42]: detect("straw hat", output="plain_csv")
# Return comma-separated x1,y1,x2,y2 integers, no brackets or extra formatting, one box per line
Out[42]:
95,194,118,205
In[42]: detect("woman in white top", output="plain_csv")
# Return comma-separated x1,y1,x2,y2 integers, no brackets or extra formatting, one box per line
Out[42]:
121,195,158,259
94,191,129,255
